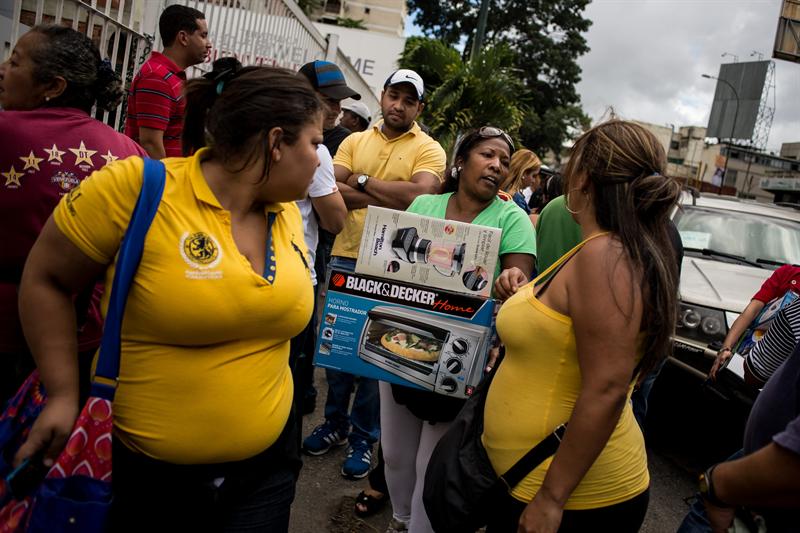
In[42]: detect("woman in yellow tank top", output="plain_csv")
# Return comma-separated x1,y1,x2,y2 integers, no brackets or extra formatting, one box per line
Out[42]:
485,120,681,533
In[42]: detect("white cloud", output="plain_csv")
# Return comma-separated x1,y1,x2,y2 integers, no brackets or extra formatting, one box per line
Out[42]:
577,0,799,153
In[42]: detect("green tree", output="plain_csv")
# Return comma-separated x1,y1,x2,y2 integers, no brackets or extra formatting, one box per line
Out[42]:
398,37,526,155
407,0,592,159
295,0,322,15
337,17,367,29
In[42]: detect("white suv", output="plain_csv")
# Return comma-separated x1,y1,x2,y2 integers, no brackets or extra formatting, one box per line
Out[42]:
671,192,800,404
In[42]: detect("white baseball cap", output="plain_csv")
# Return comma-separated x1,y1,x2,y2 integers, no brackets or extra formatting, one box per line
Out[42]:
342,101,372,123
384,69,425,101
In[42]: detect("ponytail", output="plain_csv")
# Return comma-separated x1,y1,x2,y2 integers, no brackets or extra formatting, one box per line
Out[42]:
29,25,123,112
564,120,681,378
182,57,243,156
93,58,124,112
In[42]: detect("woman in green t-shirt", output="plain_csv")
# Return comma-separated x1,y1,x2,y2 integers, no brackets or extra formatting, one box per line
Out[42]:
379,127,537,533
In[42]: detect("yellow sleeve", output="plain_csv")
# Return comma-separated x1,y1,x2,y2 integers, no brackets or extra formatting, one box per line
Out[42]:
54,156,145,264
412,139,447,181
332,134,355,172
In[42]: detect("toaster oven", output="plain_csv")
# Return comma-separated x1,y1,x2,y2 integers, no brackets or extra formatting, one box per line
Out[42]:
358,306,489,397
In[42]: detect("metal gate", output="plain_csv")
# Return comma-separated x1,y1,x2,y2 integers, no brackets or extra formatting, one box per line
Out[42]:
166,0,379,111
5,0,153,130
4,0,379,130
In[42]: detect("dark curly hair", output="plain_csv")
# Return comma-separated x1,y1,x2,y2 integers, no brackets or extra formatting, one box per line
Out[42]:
29,25,123,112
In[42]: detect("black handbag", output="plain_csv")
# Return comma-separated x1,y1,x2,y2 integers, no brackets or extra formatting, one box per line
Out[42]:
422,357,567,533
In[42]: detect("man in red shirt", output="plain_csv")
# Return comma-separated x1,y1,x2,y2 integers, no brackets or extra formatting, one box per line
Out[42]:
711,264,800,379
124,5,211,158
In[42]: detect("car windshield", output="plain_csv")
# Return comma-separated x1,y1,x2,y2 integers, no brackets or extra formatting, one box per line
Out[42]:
674,205,800,267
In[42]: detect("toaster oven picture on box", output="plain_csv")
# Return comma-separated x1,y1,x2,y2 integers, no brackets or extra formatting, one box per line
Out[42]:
314,269,495,398
356,206,501,297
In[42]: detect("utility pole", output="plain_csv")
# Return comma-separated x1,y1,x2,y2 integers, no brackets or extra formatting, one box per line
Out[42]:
470,0,491,63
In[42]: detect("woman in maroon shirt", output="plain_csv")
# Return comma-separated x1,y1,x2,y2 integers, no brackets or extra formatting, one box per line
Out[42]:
0,25,145,402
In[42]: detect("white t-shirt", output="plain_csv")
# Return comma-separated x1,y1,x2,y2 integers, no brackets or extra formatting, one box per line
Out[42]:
522,186,533,204
297,145,337,285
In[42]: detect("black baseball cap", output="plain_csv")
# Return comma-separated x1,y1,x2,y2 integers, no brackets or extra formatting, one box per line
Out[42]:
299,60,361,101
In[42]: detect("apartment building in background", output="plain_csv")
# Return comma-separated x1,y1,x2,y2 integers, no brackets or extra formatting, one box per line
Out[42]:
633,120,800,203
310,0,406,37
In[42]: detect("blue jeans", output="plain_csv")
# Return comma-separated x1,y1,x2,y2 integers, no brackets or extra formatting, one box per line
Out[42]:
632,357,668,430
323,256,380,446
677,449,745,533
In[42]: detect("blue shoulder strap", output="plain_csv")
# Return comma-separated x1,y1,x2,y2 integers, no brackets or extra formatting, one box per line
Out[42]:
90,158,166,401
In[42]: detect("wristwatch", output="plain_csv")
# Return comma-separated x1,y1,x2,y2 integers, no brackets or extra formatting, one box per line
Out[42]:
356,174,370,192
698,464,729,507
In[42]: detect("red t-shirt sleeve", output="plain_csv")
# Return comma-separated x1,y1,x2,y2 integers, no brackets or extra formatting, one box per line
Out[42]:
753,265,792,303
131,73,175,131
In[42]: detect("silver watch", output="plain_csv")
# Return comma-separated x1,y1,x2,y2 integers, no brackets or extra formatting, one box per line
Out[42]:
357,174,370,192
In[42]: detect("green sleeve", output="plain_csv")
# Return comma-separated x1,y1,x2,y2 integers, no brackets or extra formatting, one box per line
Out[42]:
535,195,582,273
499,204,537,257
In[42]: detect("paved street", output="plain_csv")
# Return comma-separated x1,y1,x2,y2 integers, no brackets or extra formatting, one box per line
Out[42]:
287,363,741,532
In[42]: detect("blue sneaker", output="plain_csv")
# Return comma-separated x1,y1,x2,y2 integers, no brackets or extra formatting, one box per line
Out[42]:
302,420,348,456
341,439,373,479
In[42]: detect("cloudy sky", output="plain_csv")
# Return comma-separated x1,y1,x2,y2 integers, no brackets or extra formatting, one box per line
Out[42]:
577,0,798,153
408,0,798,153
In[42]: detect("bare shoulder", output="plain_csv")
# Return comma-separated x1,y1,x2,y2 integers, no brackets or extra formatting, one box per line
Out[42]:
571,234,639,300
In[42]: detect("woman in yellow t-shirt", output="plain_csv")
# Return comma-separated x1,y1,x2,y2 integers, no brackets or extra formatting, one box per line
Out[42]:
14,67,324,531
484,120,681,533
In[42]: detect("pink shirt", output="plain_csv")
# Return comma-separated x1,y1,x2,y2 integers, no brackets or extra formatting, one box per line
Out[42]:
0,107,146,352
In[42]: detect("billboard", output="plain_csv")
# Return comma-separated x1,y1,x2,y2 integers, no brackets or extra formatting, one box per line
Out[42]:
774,0,800,63
706,60,769,141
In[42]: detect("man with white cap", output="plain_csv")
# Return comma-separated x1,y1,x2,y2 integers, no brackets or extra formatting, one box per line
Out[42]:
302,69,446,482
340,101,372,133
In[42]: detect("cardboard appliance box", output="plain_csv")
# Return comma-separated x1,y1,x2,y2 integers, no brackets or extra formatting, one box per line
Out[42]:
355,206,502,298
314,269,495,399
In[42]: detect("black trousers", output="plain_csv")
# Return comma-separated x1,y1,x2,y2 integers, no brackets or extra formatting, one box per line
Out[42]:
110,409,301,533
486,488,649,533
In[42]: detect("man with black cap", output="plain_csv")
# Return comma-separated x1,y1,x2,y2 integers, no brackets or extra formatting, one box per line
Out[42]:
299,60,361,156
295,60,361,417
302,68,446,482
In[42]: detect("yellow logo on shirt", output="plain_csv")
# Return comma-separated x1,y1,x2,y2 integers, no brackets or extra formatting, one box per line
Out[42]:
180,232,222,270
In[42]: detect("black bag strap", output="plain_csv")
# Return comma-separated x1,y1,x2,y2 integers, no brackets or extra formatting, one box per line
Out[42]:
493,358,644,490
498,423,568,490
491,232,650,489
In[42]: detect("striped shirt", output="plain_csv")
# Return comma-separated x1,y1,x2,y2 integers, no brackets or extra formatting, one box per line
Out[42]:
746,298,800,382
124,52,186,157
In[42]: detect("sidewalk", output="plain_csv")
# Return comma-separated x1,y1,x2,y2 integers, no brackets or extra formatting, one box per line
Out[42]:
290,369,392,533
288,369,692,532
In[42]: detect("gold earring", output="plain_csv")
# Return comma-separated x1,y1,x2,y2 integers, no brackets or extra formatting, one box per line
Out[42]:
564,187,587,215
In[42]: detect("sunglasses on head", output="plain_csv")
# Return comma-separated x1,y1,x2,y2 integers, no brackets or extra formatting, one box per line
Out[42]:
477,126,515,151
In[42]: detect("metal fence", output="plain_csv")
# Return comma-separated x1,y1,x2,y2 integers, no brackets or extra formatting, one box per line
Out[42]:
8,0,153,130
167,0,379,111
5,0,379,129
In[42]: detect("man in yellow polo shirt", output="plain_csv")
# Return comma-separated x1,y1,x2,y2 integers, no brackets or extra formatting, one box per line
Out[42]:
302,69,446,481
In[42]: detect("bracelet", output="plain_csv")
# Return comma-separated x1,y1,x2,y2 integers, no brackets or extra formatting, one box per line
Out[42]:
718,346,732,355
699,464,730,507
